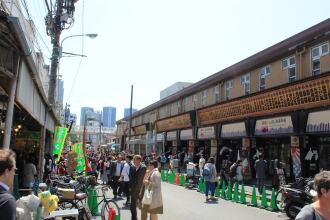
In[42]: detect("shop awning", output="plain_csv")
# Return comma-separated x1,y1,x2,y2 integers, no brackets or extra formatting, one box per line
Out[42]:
180,128,194,140
306,110,330,133
166,131,177,141
198,126,215,139
221,122,246,138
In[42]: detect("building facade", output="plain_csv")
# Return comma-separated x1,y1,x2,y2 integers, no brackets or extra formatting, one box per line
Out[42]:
124,108,137,118
80,107,94,126
117,19,330,183
103,106,116,128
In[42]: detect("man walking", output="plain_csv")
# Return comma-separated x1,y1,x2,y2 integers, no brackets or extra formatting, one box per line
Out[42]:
113,155,123,199
0,149,17,220
120,154,132,206
129,155,146,220
255,155,267,194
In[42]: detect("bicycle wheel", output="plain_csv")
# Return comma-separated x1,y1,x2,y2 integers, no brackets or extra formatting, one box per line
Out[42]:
101,199,120,220
275,188,285,211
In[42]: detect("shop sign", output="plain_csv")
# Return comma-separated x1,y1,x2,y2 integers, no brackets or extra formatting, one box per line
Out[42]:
198,75,330,125
15,131,41,141
180,129,194,140
156,114,191,132
198,126,215,139
255,116,293,135
291,136,299,147
133,125,147,135
166,131,177,141
156,133,164,142
242,138,250,150
306,110,330,133
221,122,246,138
291,147,301,178
53,126,68,161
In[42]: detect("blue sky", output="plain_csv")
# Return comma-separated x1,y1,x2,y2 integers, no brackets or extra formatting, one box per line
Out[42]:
27,0,330,121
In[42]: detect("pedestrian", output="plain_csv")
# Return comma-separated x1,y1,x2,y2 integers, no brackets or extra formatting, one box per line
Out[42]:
295,170,330,220
199,154,206,176
129,155,146,220
120,154,133,206
254,155,267,194
203,157,217,202
160,153,166,170
170,155,179,174
235,160,243,185
0,149,17,220
141,160,163,220
229,160,240,185
113,155,124,199
101,159,108,185
23,156,37,188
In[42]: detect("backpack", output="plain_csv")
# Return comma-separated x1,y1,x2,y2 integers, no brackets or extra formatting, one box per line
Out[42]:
202,165,211,179
229,163,238,178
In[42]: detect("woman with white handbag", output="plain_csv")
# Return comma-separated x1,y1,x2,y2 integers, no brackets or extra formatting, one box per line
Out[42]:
140,160,163,220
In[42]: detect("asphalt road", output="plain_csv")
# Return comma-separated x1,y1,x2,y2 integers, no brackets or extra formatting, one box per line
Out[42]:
102,182,290,220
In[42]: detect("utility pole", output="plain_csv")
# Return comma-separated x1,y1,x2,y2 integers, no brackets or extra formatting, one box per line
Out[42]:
45,0,78,107
128,85,133,150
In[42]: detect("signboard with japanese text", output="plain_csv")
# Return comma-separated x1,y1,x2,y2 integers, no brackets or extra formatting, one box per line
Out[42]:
53,126,68,161
198,126,215,139
156,114,191,132
198,75,330,126
255,116,293,135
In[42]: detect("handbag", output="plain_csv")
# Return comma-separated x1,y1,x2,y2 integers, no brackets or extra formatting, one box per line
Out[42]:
142,187,153,205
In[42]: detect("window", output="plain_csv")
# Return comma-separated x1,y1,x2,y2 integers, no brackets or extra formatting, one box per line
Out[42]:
241,73,250,95
311,42,329,75
183,97,189,112
225,80,233,100
177,100,181,112
213,85,220,103
282,56,296,82
259,66,270,91
192,95,197,109
201,90,208,106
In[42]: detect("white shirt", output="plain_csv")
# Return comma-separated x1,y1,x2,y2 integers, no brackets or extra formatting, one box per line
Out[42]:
115,162,122,176
121,162,131,182
199,158,205,168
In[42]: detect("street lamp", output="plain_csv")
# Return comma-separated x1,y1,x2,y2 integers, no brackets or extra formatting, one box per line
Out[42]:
59,33,98,58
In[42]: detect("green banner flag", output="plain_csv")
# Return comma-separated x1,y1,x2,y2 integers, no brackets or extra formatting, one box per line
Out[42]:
53,126,68,161
74,143,86,172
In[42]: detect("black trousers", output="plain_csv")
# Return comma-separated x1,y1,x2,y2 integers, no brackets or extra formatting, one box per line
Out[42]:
112,176,121,197
130,195,138,220
123,181,130,203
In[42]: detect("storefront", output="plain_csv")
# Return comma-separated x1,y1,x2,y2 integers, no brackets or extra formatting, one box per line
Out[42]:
166,130,178,155
179,128,194,153
197,126,216,159
155,133,165,155
304,109,330,177
254,115,295,184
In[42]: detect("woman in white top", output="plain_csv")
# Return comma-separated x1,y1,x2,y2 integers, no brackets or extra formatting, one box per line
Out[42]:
141,160,163,220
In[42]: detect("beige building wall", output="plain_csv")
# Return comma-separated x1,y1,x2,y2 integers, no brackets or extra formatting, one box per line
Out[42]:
266,59,290,89
250,69,259,93
321,52,330,73
231,76,244,99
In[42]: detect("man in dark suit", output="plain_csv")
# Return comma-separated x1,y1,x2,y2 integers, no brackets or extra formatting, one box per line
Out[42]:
0,149,17,220
129,154,146,220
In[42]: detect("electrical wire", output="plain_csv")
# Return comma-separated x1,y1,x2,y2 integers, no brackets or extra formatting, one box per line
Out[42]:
66,0,85,103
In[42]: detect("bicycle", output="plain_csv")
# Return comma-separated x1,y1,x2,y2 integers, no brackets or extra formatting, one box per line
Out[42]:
57,185,120,220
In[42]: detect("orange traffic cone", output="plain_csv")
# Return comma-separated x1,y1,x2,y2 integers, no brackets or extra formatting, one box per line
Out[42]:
108,208,116,220
174,173,180,185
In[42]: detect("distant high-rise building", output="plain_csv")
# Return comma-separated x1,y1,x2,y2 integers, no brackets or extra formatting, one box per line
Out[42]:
103,107,116,128
80,107,94,126
124,108,137,118
160,82,192,99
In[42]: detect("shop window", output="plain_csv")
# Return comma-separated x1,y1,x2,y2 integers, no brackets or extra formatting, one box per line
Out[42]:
241,73,250,95
225,80,233,100
201,90,208,107
282,56,296,82
311,42,329,76
192,95,197,109
213,85,220,103
259,66,270,91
